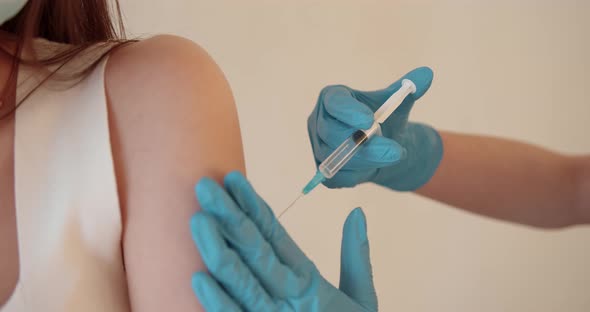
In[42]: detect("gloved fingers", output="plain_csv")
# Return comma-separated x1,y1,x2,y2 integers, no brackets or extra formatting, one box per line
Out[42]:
360,136,406,164
190,212,276,309
322,169,377,189
315,106,357,148
313,135,405,169
223,172,316,276
191,271,243,312
354,66,434,116
339,208,378,311
321,85,375,130
195,178,309,298
315,103,406,165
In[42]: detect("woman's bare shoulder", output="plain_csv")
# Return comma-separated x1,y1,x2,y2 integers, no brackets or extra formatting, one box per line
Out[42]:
105,34,230,115
103,35,244,310
104,34,243,181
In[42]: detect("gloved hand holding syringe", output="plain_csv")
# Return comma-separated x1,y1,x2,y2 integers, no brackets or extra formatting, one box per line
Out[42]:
278,77,418,219
191,68,446,311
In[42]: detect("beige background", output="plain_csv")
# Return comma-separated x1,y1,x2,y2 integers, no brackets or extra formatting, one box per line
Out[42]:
121,1,590,311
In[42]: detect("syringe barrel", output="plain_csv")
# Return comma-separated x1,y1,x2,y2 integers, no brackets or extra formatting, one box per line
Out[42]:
318,130,369,179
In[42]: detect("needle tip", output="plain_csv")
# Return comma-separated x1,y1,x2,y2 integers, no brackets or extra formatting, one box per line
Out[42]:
278,193,304,219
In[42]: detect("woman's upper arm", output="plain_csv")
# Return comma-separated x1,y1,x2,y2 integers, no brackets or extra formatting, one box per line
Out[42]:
105,35,245,311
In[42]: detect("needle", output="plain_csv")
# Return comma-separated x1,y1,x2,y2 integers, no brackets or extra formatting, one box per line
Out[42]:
277,193,303,219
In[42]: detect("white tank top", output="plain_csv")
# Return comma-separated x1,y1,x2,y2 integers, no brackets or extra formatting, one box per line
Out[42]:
1,40,130,311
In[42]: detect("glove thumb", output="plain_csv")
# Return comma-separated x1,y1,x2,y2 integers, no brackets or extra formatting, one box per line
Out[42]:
339,208,378,311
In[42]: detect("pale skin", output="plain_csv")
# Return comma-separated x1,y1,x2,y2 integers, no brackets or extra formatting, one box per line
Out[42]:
0,36,588,311
418,132,590,228
105,35,245,311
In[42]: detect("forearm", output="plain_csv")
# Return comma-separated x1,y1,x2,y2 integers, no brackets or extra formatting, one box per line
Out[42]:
417,131,589,228
575,156,590,223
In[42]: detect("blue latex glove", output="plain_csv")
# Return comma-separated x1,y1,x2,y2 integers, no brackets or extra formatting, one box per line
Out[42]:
190,171,378,312
308,67,443,191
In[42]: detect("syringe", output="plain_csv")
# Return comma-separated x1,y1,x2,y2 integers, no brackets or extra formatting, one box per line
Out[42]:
278,79,417,219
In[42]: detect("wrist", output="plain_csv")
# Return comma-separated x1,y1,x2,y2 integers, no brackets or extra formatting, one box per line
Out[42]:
373,123,443,191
